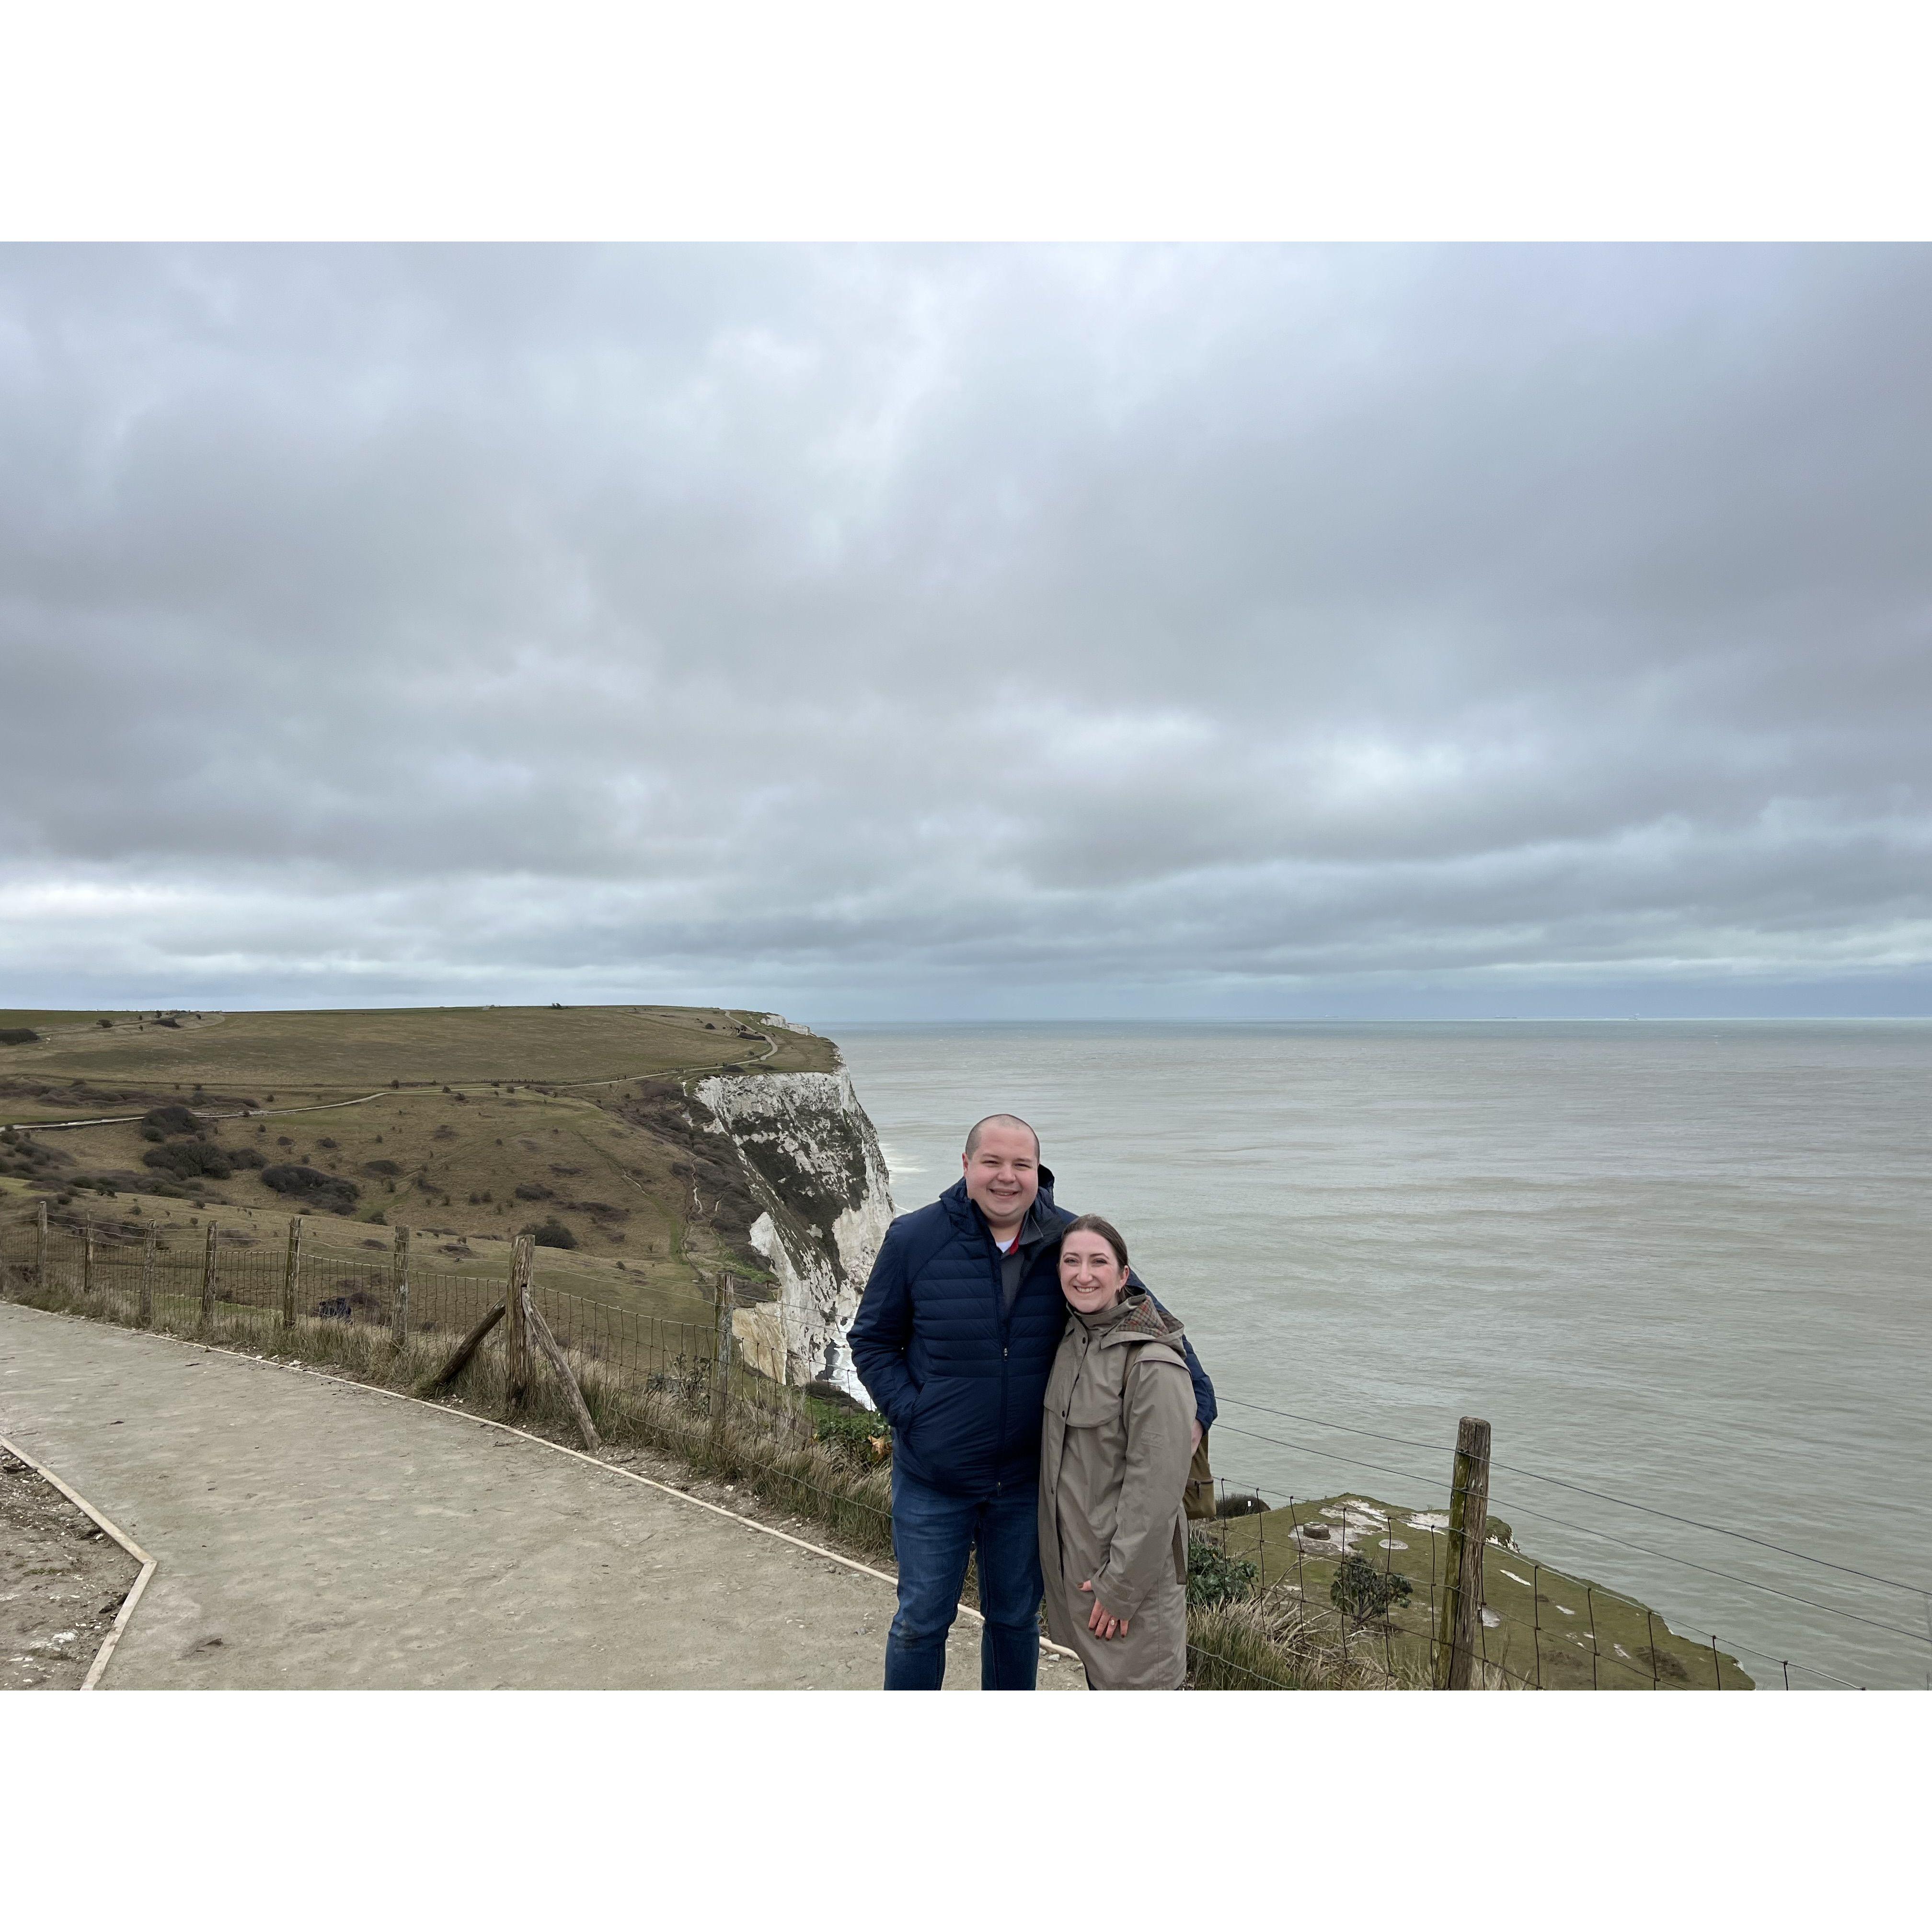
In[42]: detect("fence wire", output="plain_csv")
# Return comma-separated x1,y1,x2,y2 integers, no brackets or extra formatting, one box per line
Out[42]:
1,1207,1912,1691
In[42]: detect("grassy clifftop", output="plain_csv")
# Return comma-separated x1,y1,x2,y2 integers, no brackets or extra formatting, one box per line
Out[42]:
0,1003,838,1327
0,1003,836,1093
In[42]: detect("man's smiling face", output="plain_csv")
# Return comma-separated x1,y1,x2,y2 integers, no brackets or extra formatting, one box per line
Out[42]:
961,1118,1040,1236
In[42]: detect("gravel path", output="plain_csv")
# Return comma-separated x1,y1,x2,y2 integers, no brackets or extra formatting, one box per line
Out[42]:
0,1303,1082,1690
0,1442,138,1689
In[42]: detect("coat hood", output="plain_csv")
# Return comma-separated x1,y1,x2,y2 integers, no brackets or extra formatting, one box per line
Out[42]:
1088,1287,1187,1352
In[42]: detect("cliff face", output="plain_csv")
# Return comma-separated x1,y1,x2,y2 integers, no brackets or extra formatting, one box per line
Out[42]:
689,1065,895,1398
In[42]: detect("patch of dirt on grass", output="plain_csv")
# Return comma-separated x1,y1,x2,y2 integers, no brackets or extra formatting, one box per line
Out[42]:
0,1449,138,1690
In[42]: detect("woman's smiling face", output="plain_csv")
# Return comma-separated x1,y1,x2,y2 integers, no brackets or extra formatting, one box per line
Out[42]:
1059,1230,1127,1314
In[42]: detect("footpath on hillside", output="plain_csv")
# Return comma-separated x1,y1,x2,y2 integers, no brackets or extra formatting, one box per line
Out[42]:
0,1304,1082,1691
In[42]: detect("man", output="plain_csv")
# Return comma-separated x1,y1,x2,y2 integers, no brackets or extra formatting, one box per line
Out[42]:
849,1114,1216,1690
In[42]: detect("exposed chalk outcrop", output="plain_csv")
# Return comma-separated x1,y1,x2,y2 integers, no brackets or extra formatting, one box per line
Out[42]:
690,1066,894,1398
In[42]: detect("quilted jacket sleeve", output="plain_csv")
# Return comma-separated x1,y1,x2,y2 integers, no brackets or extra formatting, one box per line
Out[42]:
848,1217,919,1430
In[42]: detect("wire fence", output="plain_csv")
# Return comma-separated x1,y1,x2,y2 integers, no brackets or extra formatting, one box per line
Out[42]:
1190,1392,1928,1690
4,1204,1922,1691
0,1205,902,1565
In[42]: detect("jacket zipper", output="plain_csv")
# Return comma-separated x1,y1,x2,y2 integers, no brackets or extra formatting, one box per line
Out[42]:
992,1226,1011,1493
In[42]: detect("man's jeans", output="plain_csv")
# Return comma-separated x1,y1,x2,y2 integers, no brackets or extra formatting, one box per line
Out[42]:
884,1463,1042,1690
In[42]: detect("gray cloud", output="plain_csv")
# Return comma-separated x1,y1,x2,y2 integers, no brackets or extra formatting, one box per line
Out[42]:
2,244,1930,1017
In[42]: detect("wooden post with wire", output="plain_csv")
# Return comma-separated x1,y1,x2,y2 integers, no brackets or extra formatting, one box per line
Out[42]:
1433,1414,1491,1690
417,1300,504,1394
505,1234,533,1406
138,1233,157,1327
82,1222,96,1298
200,1221,219,1323
528,1302,602,1452
35,1200,48,1287
390,1222,411,1346
281,1216,302,1328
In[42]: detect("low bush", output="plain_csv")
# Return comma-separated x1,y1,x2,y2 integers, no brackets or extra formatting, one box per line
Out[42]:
1186,1534,1261,1609
261,1164,361,1215
0,1028,40,1046
143,1141,234,1181
140,1104,203,1137
521,1217,577,1250
815,1408,893,1464
1330,1550,1415,1626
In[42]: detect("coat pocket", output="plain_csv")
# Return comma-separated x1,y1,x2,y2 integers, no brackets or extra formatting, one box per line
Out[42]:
1064,1380,1120,1431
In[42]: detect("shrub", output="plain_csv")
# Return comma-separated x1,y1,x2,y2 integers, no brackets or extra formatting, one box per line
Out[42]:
514,1182,553,1201
1217,1491,1272,1518
143,1141,234,1181
228,1145,265,1170
141,1104,203,1137
1186,1536,1260,1610
815,1409,893,1464
261,1164,361,1215
520,1217,577,1250
1329,1550,1415,1626
362,1158,401,1177
0,1028,40,1046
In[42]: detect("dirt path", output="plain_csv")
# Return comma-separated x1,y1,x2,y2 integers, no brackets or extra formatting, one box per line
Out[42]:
0,1304,1082,1691
0,1443,138,1689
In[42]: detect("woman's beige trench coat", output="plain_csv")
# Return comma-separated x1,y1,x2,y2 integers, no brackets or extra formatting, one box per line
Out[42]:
1038,1290,1194,1690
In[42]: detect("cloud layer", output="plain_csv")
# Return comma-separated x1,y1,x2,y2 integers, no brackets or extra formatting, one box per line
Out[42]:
3,245,1930,1016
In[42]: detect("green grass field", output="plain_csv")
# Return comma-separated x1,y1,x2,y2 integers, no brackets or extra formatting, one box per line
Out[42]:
0,1003,834,1327
0,1002,835,1094
1203,1492,1753,1689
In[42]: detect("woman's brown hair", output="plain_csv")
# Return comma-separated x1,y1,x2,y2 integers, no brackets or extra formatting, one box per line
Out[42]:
1059,1213,1129,1271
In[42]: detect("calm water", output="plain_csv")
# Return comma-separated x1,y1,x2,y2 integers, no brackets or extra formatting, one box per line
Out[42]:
830,1021,1932,1689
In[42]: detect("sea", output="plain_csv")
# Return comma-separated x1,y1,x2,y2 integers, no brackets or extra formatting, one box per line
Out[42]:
829,1021,1932,1690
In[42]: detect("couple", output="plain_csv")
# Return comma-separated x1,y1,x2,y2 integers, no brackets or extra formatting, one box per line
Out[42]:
849,1113,1215,1690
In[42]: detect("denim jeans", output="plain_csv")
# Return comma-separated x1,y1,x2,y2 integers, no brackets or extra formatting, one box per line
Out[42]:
884,1463,1043,1690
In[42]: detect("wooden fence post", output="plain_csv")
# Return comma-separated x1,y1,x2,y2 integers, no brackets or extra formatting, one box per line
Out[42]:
505,1235,533,1406
711,1274,736,1447
390,1223,411,1346
138,1233,157,1327
528,1302,603,1453
1433,1415,1492,1690
282,1216,302,1327
200,1221,219,1323
82,1222,96,1298
35,1200,48,1287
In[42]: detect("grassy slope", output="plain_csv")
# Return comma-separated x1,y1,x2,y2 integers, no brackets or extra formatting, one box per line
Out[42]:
0,1004,836,1327
1205,1492,1754,1690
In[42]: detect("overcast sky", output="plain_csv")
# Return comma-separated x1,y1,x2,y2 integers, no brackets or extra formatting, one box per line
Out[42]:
3,244,1929,1020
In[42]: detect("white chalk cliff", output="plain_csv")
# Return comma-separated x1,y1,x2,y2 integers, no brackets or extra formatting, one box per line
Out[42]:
689,1062,895,1398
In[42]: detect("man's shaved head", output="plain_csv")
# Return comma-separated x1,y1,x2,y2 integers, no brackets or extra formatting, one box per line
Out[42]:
964,1113,1040,1161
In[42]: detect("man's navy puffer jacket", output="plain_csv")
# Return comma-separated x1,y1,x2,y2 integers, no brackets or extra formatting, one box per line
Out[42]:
849,1169,1217,1500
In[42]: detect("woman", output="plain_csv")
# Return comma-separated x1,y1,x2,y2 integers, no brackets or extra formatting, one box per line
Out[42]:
1038,1214,1194,1690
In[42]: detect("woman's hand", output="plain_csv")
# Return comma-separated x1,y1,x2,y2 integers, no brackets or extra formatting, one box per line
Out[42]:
1079,1579,1130,1640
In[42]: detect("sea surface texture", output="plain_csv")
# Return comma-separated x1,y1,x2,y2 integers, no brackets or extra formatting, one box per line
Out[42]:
833,1021,1932,1690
